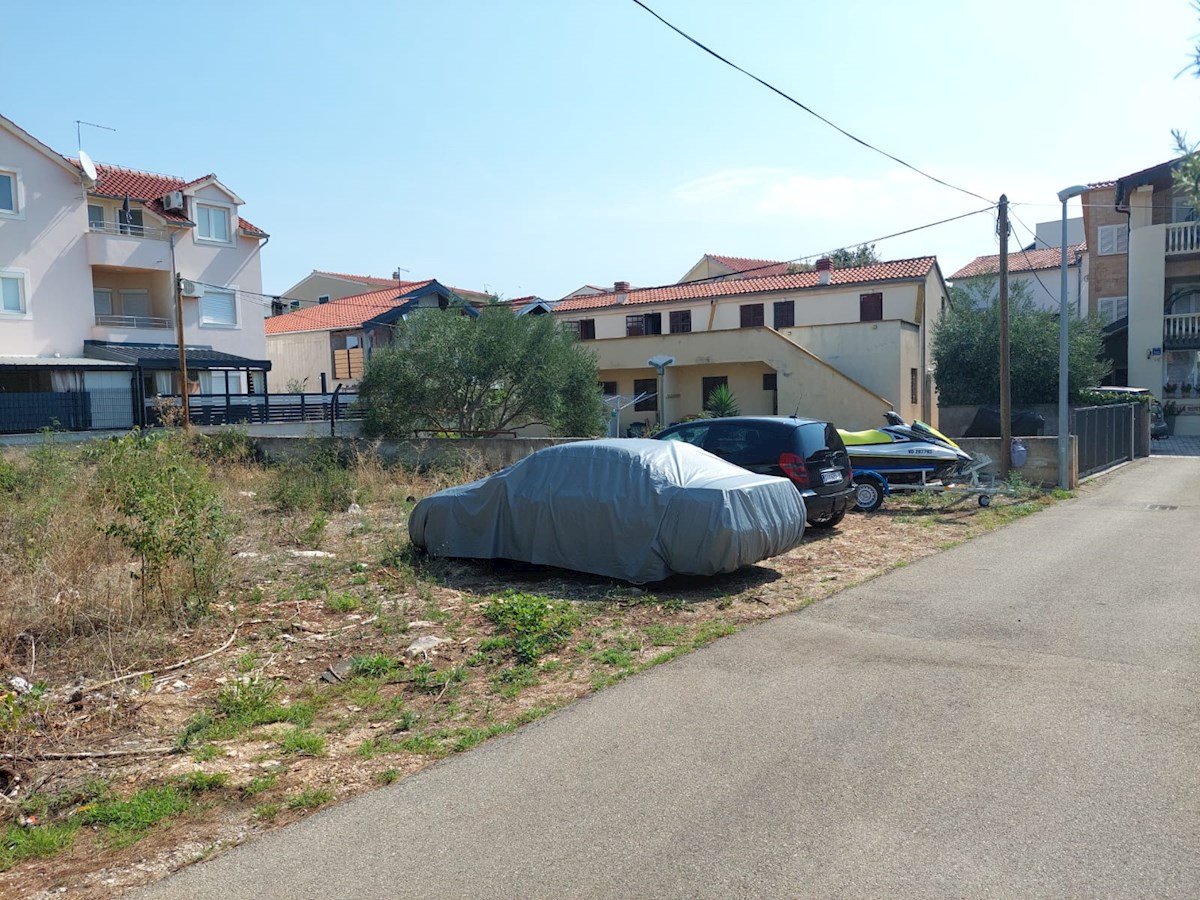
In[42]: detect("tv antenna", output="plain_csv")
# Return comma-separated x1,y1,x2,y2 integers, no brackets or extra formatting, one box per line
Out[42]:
75,120,115,192
392,266,410,282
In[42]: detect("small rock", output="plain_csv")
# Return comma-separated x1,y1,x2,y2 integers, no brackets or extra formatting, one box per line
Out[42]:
320,658,355,684
239,491,257,498
348,503,362,514
171,680,190,693
236,551,260,559
259,760,283,771
8,676,31,695
406,620,438,629
288,550,336,558
404,635,449,659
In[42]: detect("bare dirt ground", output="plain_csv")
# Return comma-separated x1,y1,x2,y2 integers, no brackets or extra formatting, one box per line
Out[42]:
0,455,1061,900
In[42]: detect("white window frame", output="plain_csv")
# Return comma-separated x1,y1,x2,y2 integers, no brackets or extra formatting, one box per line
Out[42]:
317,294,330,305
1097,224,1129,256
194,201,234,244
88,204,106,230
93,288,113,316
0,167,23,219
0,268,31,318
199,285,239,328
1098,295,1128,324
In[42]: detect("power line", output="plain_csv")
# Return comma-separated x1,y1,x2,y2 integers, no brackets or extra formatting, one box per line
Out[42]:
627,0,993,205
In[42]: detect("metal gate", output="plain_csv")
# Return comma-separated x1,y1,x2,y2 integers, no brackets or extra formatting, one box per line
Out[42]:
1071,403,1135,477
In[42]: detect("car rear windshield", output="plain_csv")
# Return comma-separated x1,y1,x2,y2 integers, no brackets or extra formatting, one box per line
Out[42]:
796,422,845,459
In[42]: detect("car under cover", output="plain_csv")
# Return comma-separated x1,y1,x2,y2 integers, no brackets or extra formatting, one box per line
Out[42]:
407,439,807,584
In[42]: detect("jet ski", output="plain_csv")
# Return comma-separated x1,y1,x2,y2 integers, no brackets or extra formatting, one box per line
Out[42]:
838,411,974,484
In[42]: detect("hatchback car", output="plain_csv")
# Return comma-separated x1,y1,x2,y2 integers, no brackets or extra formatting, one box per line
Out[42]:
655,416,855,527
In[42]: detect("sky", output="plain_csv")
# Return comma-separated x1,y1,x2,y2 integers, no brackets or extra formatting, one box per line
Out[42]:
3,0,1198,300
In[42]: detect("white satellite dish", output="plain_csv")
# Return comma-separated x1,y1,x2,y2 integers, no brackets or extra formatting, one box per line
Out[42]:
78,149,98,188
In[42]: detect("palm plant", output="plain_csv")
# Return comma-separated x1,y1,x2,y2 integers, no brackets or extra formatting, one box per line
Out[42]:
704,384,740,417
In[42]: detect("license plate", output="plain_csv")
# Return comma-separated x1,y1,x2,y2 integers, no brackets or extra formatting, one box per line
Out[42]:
820,469,843,485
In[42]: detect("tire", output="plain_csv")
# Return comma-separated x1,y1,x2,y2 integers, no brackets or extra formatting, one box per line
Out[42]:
807,508,847,529
978,494,991,508
853,479,885,512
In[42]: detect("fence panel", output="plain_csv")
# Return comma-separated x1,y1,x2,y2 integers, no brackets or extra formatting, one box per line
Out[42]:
1071,403,1134,478
141,393,362,427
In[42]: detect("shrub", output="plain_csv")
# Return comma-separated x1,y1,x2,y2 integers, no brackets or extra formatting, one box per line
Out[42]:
265,442,359,513
484,591,582,663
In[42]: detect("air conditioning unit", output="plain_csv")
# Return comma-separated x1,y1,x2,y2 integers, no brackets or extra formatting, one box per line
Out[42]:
179,278,201,297
162,190,185,212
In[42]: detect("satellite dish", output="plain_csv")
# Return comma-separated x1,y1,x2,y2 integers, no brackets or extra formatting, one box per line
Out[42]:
78,150,98,188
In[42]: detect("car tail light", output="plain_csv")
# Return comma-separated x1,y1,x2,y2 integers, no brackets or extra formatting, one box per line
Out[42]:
778,452,810,487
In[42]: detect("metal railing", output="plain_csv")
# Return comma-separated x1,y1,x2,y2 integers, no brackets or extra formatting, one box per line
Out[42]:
95,314,173,329
1071,403,1135,478
89,220,170,241
1164,312,1200,345
144,392,363,427
1166,222,1200,255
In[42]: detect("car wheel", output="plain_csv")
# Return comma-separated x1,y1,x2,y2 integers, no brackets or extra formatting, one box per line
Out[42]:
853,479,885,512
807,508,846,528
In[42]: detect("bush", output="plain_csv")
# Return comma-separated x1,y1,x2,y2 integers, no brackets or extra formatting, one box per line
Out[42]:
484,591,583,663
265,442,359,513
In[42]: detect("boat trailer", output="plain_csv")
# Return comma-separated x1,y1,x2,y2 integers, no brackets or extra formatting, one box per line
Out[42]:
851,453,1015,511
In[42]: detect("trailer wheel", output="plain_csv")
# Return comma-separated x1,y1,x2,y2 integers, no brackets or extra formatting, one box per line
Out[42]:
853,478,885,513
978,494,991,508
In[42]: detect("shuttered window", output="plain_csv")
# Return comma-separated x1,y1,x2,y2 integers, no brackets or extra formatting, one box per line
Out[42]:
739,304,764,327
859,292,883,321
773,301,794,328
1097,224,1128,256
200,288,237,326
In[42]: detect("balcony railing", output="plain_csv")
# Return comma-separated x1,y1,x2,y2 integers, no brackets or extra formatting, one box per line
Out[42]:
89,220,170,242
1166,222,1200,255
1164,312,1200,345
95,314,173,330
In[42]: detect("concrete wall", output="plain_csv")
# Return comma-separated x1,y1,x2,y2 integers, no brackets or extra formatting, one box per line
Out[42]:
1128,225,1167,399
254,435,577,472
283,273,382,308
1081,184,1128,318
955,436,1077,488
267,330,336,392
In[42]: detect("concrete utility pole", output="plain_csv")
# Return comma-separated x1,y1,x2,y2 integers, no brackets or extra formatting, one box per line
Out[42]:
174,273,191,431
998,195,1011,478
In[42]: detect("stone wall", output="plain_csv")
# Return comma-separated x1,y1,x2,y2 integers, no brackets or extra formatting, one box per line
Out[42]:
955,436,1076,488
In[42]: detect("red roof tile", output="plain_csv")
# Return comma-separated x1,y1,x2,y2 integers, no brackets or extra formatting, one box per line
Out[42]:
949,243,1086,280
70,160,266,235
701,254,791,279
555,258,938,313
312,270,405,287
265,282,433,335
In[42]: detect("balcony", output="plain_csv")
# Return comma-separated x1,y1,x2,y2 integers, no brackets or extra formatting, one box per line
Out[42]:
95,314,173,330
85,221,172,271
1164,312,1200,349
1165,222,1200,256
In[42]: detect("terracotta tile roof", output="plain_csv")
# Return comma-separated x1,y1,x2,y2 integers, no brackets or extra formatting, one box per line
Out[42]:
70,160,266,235
555,257,938,313
701,254,791,279
311,270,404,287
1088,180,1117,190
949,242,1086,280
265,282,433,335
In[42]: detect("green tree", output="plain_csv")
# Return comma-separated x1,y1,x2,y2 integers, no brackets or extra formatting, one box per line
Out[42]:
826,243,881,268
1172,27,1200,209
933,276,1110,405
358,309,606,438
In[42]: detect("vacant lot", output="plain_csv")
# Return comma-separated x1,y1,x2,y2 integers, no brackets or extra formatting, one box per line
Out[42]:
0,432,1058,898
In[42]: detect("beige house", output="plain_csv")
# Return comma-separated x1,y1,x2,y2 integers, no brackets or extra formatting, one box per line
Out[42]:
1087,159,1200,434
0,113,269,432
555,256,949,434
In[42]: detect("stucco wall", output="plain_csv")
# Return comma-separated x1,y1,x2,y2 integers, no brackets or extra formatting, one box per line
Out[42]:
267,330,338,392
285,273,381,307
1128,225,1167,396
0,127,93,356
1081,185,1128,317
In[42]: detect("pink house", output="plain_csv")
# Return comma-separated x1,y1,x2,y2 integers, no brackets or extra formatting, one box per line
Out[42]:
0,113,270,431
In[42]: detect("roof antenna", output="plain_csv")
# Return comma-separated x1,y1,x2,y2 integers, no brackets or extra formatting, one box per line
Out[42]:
392,266,410,284
75,120,115,193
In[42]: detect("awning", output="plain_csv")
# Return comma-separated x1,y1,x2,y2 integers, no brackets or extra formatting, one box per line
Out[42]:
84,341,271,371
0,356,133,369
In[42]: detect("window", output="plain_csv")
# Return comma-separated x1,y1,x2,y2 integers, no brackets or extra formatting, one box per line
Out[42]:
599,380,617,396
200,288,237,326
576,319,596,340
1098,296,1128,324
317,295,330,305
120,290,151,319
626,313,661,336
88,204,105,229
701,375,728,408
763,373,777,391
196,203,231,242
93,289,113,316
0,272,27,315
0,170,16,214
910,368,918,405
1173,190,1197,224
773,301,794,329
740,304,764,327
1097,224,1128,256
289,300,301,312
669,310,691,333
860,292,883,321
633,377,657,412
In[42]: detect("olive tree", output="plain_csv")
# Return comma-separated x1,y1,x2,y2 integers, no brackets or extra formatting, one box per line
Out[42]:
933,276,1109,405
359,308,606,438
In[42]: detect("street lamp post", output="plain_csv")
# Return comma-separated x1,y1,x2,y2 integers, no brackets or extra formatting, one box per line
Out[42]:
1057,185,1089,488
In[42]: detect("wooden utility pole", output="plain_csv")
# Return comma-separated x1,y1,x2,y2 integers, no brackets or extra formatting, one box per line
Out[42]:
998,195,1011,478
174,273,191,431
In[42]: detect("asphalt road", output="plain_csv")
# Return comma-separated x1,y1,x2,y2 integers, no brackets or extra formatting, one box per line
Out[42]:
136,457,1200,900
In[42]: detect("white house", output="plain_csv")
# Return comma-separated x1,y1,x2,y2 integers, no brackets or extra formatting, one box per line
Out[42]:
948,242,1087,315
0,114,270,431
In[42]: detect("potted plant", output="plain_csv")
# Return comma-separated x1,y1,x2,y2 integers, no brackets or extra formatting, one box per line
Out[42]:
1165,382,1178,396
1165,399,1180,436
1183,384,1194,397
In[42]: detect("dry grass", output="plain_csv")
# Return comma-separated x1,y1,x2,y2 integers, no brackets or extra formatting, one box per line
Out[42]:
0,431,1062,898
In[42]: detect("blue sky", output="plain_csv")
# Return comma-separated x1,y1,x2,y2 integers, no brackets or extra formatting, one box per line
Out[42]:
3,0,1197,299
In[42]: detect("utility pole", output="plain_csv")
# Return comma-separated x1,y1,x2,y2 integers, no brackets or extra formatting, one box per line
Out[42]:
997,195,1011,478
174,273,191,431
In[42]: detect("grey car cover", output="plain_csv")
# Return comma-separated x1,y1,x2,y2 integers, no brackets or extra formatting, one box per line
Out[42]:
408,439,806,583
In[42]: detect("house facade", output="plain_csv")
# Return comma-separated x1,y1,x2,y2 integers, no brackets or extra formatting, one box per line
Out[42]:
948,243,1086,315
555,256,948,434
0,114,269,431
265,280,480,392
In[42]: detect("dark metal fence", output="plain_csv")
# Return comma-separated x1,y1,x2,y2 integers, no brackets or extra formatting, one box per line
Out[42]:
0,389,135,434
1071,403,1135,478
144,392,362,427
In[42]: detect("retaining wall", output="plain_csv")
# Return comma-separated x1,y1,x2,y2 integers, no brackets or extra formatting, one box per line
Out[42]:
955,436,1076,488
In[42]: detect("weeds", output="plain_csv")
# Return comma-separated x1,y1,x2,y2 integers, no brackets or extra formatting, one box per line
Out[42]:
76,785,191,846
484,591,582,663
0,823,77,872
278,728,326,756
286,788,333,811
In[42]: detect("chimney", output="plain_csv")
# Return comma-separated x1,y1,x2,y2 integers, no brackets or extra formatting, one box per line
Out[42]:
614,281,630,304
815,258,832,286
